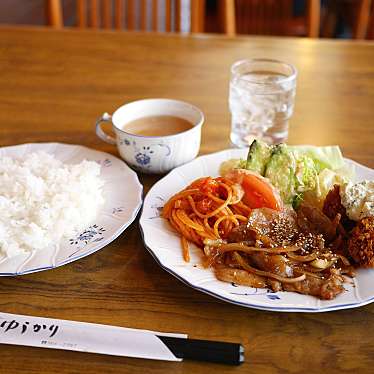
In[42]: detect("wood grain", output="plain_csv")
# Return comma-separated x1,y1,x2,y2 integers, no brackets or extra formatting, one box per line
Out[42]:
0,27,374,374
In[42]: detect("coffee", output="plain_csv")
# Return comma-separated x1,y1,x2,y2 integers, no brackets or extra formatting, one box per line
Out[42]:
122,115,193,137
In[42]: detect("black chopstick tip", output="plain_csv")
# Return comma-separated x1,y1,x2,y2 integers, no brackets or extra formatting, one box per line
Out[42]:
157,335,245,365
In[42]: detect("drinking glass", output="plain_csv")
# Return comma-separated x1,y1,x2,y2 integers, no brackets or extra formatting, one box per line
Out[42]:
229,59,297,147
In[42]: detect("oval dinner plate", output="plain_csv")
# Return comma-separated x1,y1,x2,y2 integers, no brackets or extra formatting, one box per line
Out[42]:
140,148,374,312
0,143,143,276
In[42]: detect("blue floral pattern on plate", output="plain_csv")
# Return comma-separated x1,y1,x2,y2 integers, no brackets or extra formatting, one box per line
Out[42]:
96,158,112,167
230,284,281,300
149,196,165,219
68,224,106,257
112,207,125,214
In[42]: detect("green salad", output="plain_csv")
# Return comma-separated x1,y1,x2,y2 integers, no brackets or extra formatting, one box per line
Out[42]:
220,139,355,207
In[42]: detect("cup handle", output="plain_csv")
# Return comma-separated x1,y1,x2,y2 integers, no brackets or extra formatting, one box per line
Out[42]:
95,112,116,145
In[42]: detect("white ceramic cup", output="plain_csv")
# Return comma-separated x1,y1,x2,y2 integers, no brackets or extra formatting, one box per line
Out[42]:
95,99,204,174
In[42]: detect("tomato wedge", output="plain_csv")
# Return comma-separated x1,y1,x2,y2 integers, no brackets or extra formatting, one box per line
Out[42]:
241,174,281,210
226,170,282,211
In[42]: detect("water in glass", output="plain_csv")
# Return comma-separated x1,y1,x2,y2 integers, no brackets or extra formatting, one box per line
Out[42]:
229,61,297,147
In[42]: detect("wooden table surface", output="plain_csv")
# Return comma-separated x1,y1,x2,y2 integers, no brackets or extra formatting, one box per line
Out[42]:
0,27,374,374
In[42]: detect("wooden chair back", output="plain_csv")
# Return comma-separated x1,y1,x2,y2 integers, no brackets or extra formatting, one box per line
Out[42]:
369,4,374,38
321,0,374,39
355,0,372,38
222,0,321,37
46,0,205,33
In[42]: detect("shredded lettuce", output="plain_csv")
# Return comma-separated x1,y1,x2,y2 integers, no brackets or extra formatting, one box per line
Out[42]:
288,145,345,172
270,144,353,204
295,155,318,192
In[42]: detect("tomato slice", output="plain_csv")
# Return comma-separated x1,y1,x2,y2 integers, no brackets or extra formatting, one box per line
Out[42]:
188,173,281,211
240,174,281,210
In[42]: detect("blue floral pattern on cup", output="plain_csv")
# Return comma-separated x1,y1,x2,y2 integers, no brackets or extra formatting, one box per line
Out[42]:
135,152,151,166
120,139,171,171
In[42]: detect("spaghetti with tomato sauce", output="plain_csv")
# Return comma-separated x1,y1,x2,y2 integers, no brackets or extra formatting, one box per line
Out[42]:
162,172,282,262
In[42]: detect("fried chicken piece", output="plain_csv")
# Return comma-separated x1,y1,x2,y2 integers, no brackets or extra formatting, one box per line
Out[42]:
323,185,355,231
348,216,374,267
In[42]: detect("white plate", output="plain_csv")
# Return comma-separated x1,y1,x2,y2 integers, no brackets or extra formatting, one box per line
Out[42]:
0,143,143,276
140,149,374,312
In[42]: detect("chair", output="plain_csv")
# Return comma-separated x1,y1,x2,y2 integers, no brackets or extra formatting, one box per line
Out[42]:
45,0,206,33
221,0,321,37
355,0,372,38
322,0,373,39
368,5,374,38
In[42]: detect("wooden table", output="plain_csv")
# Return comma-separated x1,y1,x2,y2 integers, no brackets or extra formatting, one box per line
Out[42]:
0,27,374,374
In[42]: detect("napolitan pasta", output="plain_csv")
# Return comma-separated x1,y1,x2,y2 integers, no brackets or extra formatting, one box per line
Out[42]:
162,177,251,262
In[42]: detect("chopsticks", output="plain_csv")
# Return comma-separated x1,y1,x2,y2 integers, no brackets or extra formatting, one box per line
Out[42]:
0,311,244,365
157,336,244,365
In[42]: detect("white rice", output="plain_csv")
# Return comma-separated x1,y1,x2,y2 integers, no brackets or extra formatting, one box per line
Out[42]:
0,151,104,258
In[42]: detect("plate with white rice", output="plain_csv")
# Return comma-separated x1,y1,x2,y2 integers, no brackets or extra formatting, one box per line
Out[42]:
0,142,143,276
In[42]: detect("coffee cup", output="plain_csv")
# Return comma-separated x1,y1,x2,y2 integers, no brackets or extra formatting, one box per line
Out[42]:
95,98,204,174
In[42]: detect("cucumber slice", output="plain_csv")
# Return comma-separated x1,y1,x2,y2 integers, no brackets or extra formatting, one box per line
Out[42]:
264,144,297,204
245,140,273,175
